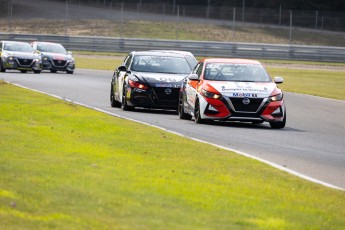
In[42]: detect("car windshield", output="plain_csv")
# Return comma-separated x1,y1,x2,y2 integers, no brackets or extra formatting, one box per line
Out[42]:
4,42,33,53
37,43,67,54
131,55,192,74
204,63,272,82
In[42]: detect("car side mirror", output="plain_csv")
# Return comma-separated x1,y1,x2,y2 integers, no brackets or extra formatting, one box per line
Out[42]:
188,73,199,81
117,65,127,72
274,76,284,84
67,51,73,55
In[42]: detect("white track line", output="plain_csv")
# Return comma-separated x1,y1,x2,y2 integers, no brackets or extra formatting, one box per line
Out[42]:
8,81,345,191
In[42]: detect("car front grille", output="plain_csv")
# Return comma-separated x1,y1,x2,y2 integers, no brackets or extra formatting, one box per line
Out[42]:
53,60,67,67
229,97,264,112
152,87,179,104
17,58,33,66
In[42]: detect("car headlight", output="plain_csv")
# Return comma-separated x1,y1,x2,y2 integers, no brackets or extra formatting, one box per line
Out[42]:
201,88,221,99
6,56,14,61
269,93,283,102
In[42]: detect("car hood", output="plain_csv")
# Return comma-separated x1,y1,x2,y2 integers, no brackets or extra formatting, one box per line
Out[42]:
4,51,38,59
208,81,278,98
41,52,73,60
133,72,188,88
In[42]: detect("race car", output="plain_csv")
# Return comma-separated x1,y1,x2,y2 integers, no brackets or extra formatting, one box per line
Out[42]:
0,41,42,73
110,50,197,110
30,41,75,74
178,58,286,129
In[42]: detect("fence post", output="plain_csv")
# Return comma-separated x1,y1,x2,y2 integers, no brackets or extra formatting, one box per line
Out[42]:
315,11,318,29
8,0,13,33
64,0,68,35
233,7,236,39
176,5,180,40
289,10,292,44
279,5,282,25
242,0,245,22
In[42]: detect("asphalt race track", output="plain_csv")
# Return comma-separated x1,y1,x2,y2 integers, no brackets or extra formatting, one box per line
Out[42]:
2,69,345,190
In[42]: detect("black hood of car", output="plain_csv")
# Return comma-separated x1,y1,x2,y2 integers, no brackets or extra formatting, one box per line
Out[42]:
133,72,188,88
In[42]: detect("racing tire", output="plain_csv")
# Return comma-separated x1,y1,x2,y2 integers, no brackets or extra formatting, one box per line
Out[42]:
20,70,27,73
50,70,57,73
121,85,134,111
178,97,192,120
194,99,205,124
0,61,6,72
269,112,286,129
110,86,121,108
33,70,41,74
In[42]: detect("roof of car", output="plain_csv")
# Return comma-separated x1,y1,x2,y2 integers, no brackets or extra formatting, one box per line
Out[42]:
201,58,262,65
132,50,192,57
31,41,61,45
1,41,28,44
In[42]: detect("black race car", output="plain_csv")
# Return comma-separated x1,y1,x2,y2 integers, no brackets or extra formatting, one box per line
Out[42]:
0,41,42,73
30,41,75,74
110,50,197,110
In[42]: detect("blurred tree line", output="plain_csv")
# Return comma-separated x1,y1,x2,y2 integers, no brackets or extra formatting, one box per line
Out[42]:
65,0,345,11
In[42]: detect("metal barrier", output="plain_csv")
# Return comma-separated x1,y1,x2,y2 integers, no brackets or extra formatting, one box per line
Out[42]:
1,33,344,62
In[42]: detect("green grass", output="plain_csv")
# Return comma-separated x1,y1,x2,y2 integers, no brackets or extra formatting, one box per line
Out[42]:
0,81,345,229
268,68,345,100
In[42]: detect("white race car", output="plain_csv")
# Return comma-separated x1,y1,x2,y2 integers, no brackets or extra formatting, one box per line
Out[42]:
178,58,286,129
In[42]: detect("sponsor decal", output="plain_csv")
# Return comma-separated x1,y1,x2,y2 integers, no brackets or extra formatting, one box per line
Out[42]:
155,83,180,88
221,85,268,93
232,93,258,98
159,77,177,82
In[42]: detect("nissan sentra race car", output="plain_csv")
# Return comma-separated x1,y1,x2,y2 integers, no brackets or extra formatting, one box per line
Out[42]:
30,41,75,74
0,41,42,73
110,50,197,110
178,58,286,129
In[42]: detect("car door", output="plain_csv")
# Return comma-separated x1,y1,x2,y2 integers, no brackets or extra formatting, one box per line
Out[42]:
114,54,132,102
186,62,204,110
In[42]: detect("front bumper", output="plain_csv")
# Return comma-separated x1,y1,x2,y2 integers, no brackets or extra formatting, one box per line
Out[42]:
3,57,42,71
200,96,285,122
125,86,180,109
42,59,75,72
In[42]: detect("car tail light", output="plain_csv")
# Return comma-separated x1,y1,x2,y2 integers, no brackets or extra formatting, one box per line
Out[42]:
129,79,149,90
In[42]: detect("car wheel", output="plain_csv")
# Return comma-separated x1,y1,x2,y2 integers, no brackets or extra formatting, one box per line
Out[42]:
0,60,6,72
121,85,134,111
270,112,286,129
50,70,57,73
178,96,192,120
20,70,27,73
194,99,205,124
110,86,121,108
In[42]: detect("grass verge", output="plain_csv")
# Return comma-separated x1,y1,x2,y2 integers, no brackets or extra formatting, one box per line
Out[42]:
0,81,344,229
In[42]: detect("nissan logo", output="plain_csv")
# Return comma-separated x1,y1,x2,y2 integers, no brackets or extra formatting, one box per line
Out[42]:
165,88,172,95
242,97,250,105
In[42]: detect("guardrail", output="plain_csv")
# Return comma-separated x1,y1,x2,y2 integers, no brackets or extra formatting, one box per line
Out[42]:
1,33,345,62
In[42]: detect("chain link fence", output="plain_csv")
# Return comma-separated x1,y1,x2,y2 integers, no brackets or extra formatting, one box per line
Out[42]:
1,0,344,44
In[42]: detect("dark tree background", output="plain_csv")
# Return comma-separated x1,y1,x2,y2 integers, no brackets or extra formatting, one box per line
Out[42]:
68,0,345,11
